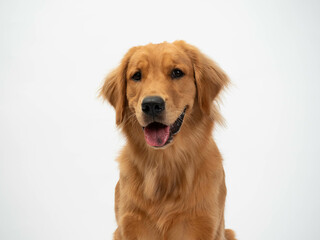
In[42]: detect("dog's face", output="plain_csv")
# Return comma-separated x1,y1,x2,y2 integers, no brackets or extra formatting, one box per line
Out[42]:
100,41,229,149
126,43,196,148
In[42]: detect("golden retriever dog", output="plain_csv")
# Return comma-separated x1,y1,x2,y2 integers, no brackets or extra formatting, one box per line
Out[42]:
100,41,236,240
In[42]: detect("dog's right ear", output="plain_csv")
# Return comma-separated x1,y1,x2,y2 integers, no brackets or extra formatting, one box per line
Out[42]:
173,41,229,115
99,47,138,125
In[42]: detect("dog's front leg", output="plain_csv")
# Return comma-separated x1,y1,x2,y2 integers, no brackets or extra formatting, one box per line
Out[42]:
120,213,144,240
166,216,224,240
119,213,161,240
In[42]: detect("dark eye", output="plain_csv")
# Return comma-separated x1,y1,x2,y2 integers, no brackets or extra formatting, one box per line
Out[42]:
171,68,184,79
131,71,142,81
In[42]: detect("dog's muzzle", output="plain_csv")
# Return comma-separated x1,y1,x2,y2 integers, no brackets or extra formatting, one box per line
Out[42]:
142,107,187,148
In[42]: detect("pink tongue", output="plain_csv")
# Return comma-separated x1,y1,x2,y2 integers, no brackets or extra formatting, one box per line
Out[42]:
144,124,170,147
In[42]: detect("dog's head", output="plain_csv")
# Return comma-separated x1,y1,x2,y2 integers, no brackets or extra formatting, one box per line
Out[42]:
100,41,229,149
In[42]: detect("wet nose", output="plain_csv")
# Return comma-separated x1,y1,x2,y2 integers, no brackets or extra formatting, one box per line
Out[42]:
141,96,165,117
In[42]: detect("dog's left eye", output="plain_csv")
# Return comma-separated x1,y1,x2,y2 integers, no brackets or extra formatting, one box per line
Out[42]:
131,71,142,81
171,68,184,79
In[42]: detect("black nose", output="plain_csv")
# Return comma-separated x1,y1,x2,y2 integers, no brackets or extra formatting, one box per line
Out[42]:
141,96,165,117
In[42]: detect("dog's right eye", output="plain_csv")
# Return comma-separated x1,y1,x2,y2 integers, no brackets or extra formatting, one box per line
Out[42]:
131,71,142,81
171,68,184,79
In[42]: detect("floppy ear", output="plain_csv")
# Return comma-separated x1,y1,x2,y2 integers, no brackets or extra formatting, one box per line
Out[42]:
99,47,138,125
174,41,229,115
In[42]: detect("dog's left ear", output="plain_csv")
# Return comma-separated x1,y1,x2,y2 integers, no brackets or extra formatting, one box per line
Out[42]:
174,41,229,115
99,47,138,125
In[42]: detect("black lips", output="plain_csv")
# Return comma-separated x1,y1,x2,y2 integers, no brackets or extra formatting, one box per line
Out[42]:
170,107,186,135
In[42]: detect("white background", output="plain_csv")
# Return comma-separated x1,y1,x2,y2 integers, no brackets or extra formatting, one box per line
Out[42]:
1,0,319,239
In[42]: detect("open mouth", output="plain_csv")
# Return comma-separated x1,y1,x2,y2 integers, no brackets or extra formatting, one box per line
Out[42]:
143,107,186,148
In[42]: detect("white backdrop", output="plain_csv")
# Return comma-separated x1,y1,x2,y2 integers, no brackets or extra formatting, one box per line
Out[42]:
1,0,319,239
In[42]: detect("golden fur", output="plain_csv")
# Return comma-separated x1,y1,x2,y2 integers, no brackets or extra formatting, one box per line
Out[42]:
100,41,236,240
